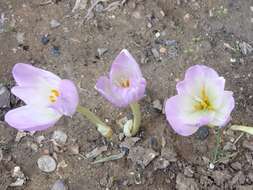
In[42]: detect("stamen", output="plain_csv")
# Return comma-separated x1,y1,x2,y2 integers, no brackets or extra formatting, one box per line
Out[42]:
120,79,130,88
49,89,60,103
194,86,214,111
115,78,130,88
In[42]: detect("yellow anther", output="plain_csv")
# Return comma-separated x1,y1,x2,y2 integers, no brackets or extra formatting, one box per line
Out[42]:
51,89,60,97
120,79,130,88
49,89,60,103
194,86,214,111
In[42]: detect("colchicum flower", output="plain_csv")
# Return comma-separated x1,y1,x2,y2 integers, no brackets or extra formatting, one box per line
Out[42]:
5,63,79,131
95,49,146,136
95,49,146,108
165,65,235,136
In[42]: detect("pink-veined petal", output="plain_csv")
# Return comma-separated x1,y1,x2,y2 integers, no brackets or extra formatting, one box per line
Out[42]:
110,49,143,81
5,105,61,131
52,79,79,116
12,63,61,88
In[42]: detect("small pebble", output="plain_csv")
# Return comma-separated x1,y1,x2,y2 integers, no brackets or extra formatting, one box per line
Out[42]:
195,126,209,140
99,176,108,187
160,10,165,17
41,35,50,45
223,142,236,151
12,166,25,178
0,149,2,162
28,142,38,152
50,19,61,28
85,146,108,159
148,137,160,152
15,131,27,142
0,84,10,108
51,180,68,190
97,48,108,57
52,130,68,145
230,58,236,63
247,172,253,182
183,13,192,22
68,144,79,155
9,179,25,187
16,32,25,44
159,47,166,54
184,166,194,177
10,166,26,187
51,46,60,56
95,3,104,12
36,135,46,144
154,157,170,170
209,163,215,170
132,11,141,19
239,41,253,55
151,48,160,59
37,155,57,173
72,0,88,12
155,32,160,38
147,22,152,28
230,162,242,170
118,133,125,141
128,146,159,169
242,140,253,151
152,99,163,111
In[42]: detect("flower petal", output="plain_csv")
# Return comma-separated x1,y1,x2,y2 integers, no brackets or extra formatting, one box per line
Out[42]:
52,79,79,116
111,78,146,107
204,77,225,108
95,76,124,106
96,76,146,107
210,91,235,127
13,63,61,88
165,95,213,136
177,65,223,95
11,86,51,106
176,65,225,108
5,105,61,131
110,49,143,81
96,49,146,107
185,65,219,81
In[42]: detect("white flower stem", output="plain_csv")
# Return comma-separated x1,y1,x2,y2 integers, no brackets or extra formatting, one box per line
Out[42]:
77,106,113,139
130,102,141,136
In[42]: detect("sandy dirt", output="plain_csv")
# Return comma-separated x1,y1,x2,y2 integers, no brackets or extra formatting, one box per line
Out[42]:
0,0,253,189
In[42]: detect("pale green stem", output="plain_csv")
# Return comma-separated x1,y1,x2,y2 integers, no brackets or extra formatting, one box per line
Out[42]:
129,102,141,136
212,127,222,164
77,105,113,139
